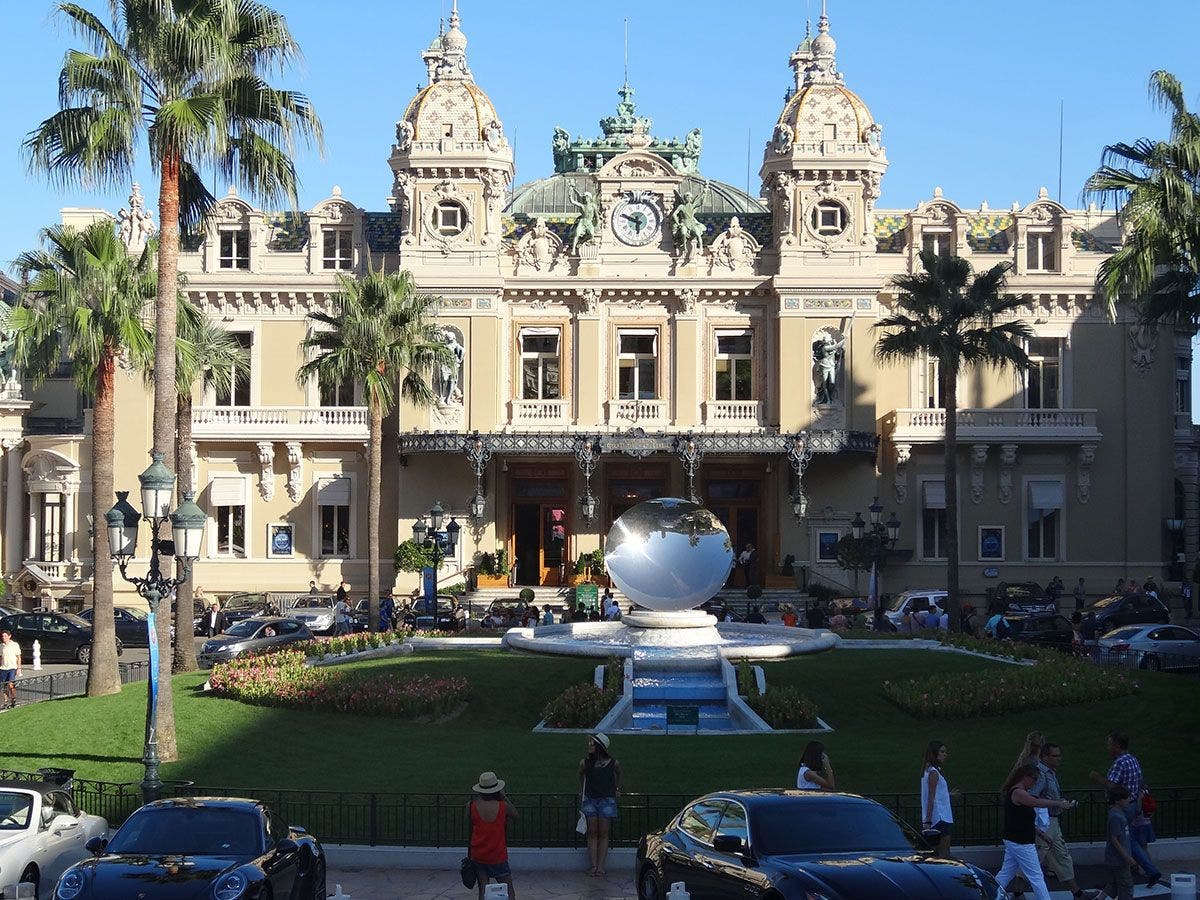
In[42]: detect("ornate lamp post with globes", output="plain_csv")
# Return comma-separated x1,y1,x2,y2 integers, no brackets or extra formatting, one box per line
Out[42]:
105,452,206,803
411,502,460,623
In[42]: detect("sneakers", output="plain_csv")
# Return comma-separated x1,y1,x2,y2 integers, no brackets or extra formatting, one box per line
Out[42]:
1146,875,1163,889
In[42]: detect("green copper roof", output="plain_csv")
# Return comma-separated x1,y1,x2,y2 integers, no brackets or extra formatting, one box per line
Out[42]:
507,172,766,218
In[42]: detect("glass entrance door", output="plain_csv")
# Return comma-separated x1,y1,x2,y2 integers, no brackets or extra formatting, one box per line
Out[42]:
510,469,570,586
707,477,762,588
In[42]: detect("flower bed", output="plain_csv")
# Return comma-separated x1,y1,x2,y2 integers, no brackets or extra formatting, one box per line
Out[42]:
882,654,1138,720
746,685,821,729
209,649,469,719
540,682,619,729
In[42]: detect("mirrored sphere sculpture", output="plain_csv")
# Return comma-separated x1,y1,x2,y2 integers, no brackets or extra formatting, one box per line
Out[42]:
604,498,734,612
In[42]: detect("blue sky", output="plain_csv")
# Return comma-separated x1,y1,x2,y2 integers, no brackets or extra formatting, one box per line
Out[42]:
3,0,1199,268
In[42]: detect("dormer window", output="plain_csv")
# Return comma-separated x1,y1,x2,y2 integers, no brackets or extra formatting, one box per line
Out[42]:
219,229,250,269
322,228,353,270
1027,230,1056,271
922,231,951,257
823,123,837,141
434,200,467,236
810,200,848,237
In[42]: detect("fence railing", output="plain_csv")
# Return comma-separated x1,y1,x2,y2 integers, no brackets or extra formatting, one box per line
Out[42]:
1,769,1194,849
14,660,151,706
1091,647,1200,675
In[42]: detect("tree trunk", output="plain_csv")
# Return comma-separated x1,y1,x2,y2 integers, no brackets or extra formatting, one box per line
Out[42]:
367,397,382,633
943,367,961,630
87,351,122,696
153,153,181,760
173,392,197,672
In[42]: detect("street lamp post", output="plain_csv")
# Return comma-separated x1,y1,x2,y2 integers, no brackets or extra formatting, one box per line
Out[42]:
105,452,205,804
849,495,902,574
412,502,459,626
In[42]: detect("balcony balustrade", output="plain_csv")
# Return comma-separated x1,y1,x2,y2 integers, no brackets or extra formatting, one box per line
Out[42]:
606,399,667,426
510,399,568,427
889,407,1100,444
192,406,369,441
702,400,763,427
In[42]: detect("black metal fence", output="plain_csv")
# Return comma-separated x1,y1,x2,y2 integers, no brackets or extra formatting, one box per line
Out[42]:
2,768,1195,849
14,660,150,705
1091,647,1200,675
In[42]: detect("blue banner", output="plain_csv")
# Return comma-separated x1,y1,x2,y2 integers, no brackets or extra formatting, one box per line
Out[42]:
422,567,436,611
146,607,159,716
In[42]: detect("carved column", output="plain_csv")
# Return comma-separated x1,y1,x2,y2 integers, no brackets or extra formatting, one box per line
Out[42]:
970,444,988,505
286,443,304,503
1077,444,1096,505
998,444,1018,504
256,442,275,502
893,443,911,503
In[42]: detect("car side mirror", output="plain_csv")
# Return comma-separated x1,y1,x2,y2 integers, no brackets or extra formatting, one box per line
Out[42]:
276,838,299,854
712,834,743,853
86,836,108,855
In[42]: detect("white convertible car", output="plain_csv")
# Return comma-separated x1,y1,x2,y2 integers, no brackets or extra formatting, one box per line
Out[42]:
0,780,106,898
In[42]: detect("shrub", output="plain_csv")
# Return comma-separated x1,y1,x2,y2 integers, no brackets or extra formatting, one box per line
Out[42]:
747,686,819,729
541,683,618,728
519,587,535,603
589,549,606,576
394,539,434,573
882,655,1138,720
477,552,497,576
807,584,838,604
209,650,470,719
747,584,763,600
495,548,510,576
604,656,624,692
734,660,759,698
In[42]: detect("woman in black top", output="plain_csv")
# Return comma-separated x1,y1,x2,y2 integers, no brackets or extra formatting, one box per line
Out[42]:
994,763,1074,900
578,733,621,876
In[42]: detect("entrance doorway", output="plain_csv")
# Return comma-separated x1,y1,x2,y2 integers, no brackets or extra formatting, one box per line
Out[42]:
606,464,668,533
706,474,762,587
510,466,569,586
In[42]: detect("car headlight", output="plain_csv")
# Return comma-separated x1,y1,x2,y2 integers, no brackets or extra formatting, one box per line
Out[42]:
56,868,86,899
213,870,248,899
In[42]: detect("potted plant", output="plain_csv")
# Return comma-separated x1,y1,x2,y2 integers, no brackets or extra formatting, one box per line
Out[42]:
476,547,510,588
589,549,609,586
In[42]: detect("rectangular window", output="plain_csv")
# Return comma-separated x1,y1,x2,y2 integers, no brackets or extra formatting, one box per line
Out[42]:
617,330,658,400
921,354,943,408
319,374,356,407
216,505,246,557
1026,337,1062,409
213,332,252,407
822,123,837,141
1026,481,1064,561
922,232,950,257
921,481,948,560
317,477,352,558
1026,231,1056,271
1176,355,1191,416
322,229,353,270
715,330,754,401
37,492,65,562
520,330,561,400
219,229,250,270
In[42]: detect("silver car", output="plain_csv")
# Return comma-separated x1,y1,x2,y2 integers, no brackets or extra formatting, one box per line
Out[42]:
198,616,313,667
287,596,336,634
1096,624,1200,671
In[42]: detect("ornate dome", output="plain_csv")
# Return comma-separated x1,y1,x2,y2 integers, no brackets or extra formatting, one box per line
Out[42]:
777,81,874,143
402,80,500,142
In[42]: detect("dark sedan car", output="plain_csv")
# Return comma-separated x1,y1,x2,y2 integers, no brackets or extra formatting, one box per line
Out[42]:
637,791,1004,900
54,796,325,900
0,612,122,665
1005,612,1075,651
219,592,277,628
1083,592,1170,634
77,606,152,648
198,617,313,667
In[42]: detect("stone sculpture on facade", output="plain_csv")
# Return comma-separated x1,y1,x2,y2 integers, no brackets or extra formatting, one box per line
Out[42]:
568,183,601,255
812,330,847,404
434,327,466,405
773,122,794,154
117,183,156,254
552,127,571,171
970,444,988,504
515,218,563,272
256,441,275,502
671,181,709,260
395,119,415,153
998,444,1018,504
1129,323,1158,373
708,216,761,273
285,442,303,503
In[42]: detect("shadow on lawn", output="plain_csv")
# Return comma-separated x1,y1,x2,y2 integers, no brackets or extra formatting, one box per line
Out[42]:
0,751,142,765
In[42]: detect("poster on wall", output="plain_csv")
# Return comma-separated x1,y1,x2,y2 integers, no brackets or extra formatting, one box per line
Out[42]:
978,526,1005,561
818,532,840,561
268,523,294,558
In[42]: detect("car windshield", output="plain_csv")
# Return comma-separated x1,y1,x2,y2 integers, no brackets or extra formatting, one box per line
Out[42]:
107,807,263,856
1091,595,1123,609
1004,585,1042,600
293,599,331,610
1101,626,1144,642
888,595,914,612
0,791,34,830
751,799,916,856
120,608,149,621
223,620,263,639
226,593,266,611
58,613,90,628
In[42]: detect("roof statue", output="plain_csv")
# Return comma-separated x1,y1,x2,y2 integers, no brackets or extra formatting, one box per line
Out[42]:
568,182,602,255
551,84,703,175
671,181,709,260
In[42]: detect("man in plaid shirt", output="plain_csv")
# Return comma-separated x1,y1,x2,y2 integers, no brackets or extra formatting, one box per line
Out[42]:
1090,731,1162,889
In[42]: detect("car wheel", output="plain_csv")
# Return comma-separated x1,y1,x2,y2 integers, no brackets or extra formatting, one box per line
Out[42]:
76,644,91,665
310,858,326,900
259,886,273,900
1142,654,1162,671
19,863,39,899
637,864,663,900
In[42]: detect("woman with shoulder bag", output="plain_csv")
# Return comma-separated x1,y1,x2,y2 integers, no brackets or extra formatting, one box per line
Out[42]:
579,733,621,876
464,771,519,899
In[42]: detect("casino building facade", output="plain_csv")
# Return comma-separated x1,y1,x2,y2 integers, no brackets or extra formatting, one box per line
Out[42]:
1,4,1195,607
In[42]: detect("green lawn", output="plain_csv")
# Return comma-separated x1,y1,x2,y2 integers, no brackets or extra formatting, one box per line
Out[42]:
5,649,1198,800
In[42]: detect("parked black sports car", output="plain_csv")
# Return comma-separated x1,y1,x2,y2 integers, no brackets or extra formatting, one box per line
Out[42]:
1083,592,1170,634
1005,612,1075,651
54,797,325,900
77,606,152,648
636,790,1004,900
0,612,122,665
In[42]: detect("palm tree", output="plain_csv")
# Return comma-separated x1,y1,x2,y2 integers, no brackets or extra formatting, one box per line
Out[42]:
875,251,1032,624
171,301,246,672
1085,70,1200,324
298,270,449,633
26,0,322,759
7,221,155,695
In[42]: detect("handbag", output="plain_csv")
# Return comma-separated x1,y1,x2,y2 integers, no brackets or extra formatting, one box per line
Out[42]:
1141,787,1156,817
460,856,477,889
576,794,588,835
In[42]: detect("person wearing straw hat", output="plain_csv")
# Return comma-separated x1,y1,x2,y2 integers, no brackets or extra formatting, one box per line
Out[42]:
578,733,621,876
465,771,519,899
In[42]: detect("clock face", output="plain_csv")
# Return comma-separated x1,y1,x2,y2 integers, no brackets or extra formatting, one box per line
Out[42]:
612,199,662,247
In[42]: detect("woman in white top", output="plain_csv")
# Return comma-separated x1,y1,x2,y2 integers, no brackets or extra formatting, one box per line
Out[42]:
795,741,835,790
920,740,959,858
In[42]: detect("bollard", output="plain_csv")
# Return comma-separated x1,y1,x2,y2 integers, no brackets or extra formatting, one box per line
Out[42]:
1171,872,1196,899
483,884,510,899
667,882,691,900
330,884,351,900
32,639,42,671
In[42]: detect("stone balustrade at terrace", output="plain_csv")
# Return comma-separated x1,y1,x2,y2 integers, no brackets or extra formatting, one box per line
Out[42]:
191,406,369,441
887,407,1101,445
